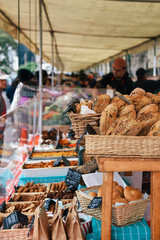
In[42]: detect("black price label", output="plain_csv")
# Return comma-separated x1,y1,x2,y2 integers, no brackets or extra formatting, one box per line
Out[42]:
87,197,102,209
65,168,82,190
3,211,28,229
53,157,62,167
62,155,70,166
55,142,63,149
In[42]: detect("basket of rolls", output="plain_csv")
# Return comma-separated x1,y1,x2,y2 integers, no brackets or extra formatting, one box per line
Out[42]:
76,181,150,227
85,88,160,157
68,94,111,146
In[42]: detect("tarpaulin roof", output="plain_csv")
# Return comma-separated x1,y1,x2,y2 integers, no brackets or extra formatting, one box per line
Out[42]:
1,0,160,72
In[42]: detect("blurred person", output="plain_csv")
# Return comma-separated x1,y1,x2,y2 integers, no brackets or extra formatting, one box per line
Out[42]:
6,77,20,104
135,68,160,94
35,69,48,86
0,70,9,116
100,57,134,94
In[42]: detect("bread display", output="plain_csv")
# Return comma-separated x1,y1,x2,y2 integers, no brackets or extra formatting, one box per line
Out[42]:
124,186,143,202
12,193,46,202
50,181,67,191
22,160,78,169
148,120,160,136
15,182,47,193
30,150,77,159
2,202,40,214
98,88,160,136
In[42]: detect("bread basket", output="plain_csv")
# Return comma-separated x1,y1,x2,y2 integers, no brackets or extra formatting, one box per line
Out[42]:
76,186,150,227
68,112,100,146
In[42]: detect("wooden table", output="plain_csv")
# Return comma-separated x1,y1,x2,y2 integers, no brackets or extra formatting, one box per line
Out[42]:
97,157,160,240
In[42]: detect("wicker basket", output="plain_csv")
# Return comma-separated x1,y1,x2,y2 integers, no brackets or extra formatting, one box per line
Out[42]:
0,228,33,240
76,186,150,226
68,112,101,146
85,135,160,158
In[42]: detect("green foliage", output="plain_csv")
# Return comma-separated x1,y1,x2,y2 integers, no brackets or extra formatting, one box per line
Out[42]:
0,30,17,73
20,62,38,73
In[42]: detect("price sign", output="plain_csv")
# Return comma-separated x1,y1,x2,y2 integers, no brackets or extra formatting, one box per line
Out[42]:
3,211,28,229
65,168,82,190
53,155,70,167
87,197,102,209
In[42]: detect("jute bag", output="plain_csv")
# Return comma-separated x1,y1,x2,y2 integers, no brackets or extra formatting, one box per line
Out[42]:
51,201,67,240
65,199,85,240
33,203,51,240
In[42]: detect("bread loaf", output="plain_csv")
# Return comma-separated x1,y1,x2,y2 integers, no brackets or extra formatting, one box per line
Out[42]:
131,95,151,112
148,120,160,136
92,94,110,113
130,88,146,96
76,101,93,113
106,116,142,136
100,103,118,135
137,112,160,129
124,186,142,202
89,192,97,197
119,104,136,119
137,104,158,119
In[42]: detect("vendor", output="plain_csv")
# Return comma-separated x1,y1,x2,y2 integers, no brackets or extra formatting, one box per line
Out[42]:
99,57,134,94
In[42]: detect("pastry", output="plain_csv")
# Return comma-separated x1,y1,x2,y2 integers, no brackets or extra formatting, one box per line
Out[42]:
119,104,136,119
124,186,142,202
92,94,110,113
137,104,158,118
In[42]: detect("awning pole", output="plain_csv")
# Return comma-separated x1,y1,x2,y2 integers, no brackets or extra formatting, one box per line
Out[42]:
153,40,157,76
38,0,42,135
18,0,20,73
51,31,54,87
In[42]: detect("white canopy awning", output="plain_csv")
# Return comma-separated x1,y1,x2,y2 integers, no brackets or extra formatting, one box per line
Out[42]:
0,0,160,72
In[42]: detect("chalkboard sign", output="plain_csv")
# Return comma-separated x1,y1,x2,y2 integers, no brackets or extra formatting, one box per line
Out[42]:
76,123,97,152
3,211,28,229
0,201,6,213
87,197,102,209
65,168,82,190
53,155,70,167
55,142,63,149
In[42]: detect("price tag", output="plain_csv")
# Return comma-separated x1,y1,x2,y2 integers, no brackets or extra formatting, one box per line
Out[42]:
65,168,82,190
87,197,102,209
55,142,63,149
3,211,28,229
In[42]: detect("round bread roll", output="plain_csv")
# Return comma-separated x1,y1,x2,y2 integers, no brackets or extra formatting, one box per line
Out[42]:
89,192,97,197
124,186,142,202
100,103,118,135
130,88,146,96
112,198,129,205
119,104,136,119
137,104,158,119
92,94,110,113
97,186,102,197
137,112,160,129
113,187,122,200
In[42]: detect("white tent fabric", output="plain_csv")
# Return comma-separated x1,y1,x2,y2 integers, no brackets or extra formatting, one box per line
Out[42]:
1,0,160,72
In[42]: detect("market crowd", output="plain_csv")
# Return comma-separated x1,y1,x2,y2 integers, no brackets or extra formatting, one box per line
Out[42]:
1,57,160,117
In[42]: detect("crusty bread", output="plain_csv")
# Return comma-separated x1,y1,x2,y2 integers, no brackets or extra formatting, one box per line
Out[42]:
131,95,151,112
130,88,146,96
76,101,93,113
111,97,126,110
137,112,160,129
106,116,142,136
97,187,102,197
92,94,110,113
100,103,118,135
113,187,122,199
148,120,160,136
119,104,136,119
137,104,158,119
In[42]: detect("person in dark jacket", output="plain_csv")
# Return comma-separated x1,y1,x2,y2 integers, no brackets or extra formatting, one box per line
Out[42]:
100,57,134,94
135,68,160,94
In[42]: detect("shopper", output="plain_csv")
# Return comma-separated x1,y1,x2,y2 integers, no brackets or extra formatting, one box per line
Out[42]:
100,57,134,94
135,68,160,94
0,70,8,116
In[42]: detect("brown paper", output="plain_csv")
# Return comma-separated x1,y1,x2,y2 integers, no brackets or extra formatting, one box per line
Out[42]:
65,200,85,240
33,203,51,240
51,201,67,240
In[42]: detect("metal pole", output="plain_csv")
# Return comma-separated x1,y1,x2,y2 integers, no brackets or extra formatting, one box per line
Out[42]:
153,39,157,76
51,31,54,87
18,0,20,74
38,0,42,135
